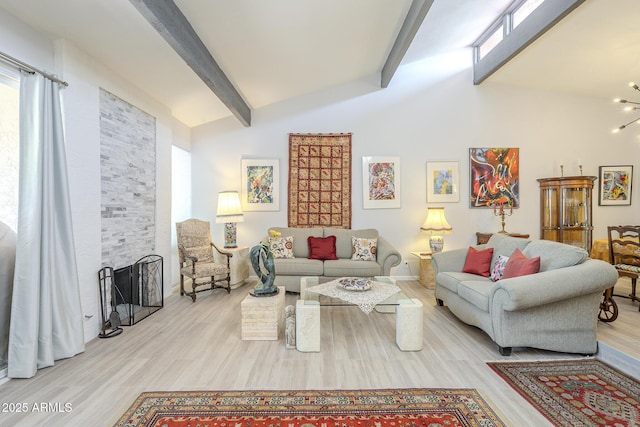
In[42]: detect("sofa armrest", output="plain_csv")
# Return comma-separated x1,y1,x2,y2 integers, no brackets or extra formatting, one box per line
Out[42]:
377,236,401,275
492,259,618,311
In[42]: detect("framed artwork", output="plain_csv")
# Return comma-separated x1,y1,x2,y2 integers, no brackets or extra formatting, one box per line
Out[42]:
362,156,401,209
469,147,519,208
426,161,459,202
241,158,279,211
599,165,633,206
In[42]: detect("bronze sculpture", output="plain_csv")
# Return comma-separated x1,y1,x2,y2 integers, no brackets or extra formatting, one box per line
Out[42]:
249,242,278,297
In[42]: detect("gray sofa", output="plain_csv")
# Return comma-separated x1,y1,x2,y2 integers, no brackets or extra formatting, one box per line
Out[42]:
264,227,401,293
432,233,618,356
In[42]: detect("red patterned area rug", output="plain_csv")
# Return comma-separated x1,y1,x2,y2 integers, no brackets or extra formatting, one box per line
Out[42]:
113,388,506,427
288,133,351,229
489,358,640,426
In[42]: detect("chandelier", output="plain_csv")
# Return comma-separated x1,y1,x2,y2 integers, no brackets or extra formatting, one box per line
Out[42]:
612,82,640,133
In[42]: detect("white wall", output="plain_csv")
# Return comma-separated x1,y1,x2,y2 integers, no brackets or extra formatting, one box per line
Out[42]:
191,51,640,277
59,41,174,341
0,9,175,342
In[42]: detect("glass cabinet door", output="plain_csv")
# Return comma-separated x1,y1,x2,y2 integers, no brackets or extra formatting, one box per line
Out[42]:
562,188,589,227
541,187,559,242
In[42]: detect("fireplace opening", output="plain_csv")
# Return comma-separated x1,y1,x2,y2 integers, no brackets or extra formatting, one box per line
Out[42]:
98,254,163,330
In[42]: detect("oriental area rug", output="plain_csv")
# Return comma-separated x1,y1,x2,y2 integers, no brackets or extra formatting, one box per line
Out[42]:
288,133,351,229
113,388,506,427
488,358,640,426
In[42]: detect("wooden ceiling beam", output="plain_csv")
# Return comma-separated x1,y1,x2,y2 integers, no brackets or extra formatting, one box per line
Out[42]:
130,0,251,126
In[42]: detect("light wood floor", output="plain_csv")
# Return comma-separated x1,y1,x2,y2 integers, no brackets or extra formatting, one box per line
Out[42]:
0,277,638,427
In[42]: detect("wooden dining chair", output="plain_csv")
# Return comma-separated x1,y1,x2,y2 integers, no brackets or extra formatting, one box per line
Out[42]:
608,225,640,309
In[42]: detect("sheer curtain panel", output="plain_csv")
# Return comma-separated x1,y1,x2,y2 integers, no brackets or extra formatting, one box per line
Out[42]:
8,71,84,378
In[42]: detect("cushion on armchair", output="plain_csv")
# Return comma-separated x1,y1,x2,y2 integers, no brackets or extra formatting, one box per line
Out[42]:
183,245,215,265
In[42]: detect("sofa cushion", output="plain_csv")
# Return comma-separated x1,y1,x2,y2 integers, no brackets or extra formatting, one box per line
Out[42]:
458,280,494,312
270,227,324,258
487,234,531,274
351,236,377,261
490,254,510,281
437,271,490,294
462,247,494,277
323,259,381,277
268,236,294,259
273,258,324,276
326,228,378,259
522,239,588,272
308,235,338,260
502,248,540,279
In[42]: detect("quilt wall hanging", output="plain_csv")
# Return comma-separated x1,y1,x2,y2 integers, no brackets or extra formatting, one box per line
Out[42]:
288,133,352,228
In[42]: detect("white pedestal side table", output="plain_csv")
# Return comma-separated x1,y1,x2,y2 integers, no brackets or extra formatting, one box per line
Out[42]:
411,251,434,289
240,286,285,340
215,245,250,289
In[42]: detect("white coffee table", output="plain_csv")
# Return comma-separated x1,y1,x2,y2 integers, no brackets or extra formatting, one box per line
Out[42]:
296,277,423,352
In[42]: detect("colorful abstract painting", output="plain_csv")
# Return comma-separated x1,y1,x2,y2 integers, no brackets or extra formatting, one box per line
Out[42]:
599,165,633,206
241,159,279,211
469,148,519,208
363,156,401,209
427,161,459,202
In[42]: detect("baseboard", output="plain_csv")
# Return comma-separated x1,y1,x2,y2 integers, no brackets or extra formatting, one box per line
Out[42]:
597,341,640,380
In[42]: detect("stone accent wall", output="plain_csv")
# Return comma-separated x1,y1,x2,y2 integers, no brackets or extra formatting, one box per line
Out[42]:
100,89,156,269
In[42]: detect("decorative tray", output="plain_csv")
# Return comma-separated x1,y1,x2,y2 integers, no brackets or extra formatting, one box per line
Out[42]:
337,277,373,292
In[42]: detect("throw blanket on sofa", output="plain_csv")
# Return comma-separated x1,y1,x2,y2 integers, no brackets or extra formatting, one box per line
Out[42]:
288,133,352,228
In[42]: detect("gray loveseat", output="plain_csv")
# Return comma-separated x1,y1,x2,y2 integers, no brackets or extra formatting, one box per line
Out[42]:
264,227,401,293
432,233,618,356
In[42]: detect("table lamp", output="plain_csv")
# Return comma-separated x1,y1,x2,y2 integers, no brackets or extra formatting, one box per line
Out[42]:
216,191,244,248
420,207,452,253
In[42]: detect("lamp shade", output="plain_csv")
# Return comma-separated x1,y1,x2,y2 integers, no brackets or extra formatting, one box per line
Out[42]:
420,207,452,233
215,191,244,223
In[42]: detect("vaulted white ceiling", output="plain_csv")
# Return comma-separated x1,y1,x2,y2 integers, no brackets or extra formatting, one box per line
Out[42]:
0,0,637,127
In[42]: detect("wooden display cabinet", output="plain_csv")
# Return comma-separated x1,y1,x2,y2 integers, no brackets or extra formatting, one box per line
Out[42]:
537,176,596,253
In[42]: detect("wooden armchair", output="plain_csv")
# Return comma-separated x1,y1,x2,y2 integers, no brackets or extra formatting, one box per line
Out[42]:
608,225,640,308
176,219,232,302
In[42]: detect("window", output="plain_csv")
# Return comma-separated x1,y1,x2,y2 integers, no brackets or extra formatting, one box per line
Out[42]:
171,145,191,285
513,0,545,28
479,26,504,60
473,0,547,61
0,70,19,232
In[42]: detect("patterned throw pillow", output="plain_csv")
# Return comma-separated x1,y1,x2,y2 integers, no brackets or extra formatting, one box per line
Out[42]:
351,236,377,261
490,255,510,281
269,236,294,259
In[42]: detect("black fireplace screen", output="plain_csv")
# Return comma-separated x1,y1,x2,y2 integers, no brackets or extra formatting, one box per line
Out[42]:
98,254,163,328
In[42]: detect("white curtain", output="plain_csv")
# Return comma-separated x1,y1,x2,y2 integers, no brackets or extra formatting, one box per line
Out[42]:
8,71,84,378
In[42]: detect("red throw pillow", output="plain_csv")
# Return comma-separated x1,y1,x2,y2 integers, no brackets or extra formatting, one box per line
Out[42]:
462,247,494,277
502,248,541,279
307,236,338,260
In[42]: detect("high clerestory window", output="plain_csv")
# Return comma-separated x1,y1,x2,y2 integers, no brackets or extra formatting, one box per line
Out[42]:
475,0,546,61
